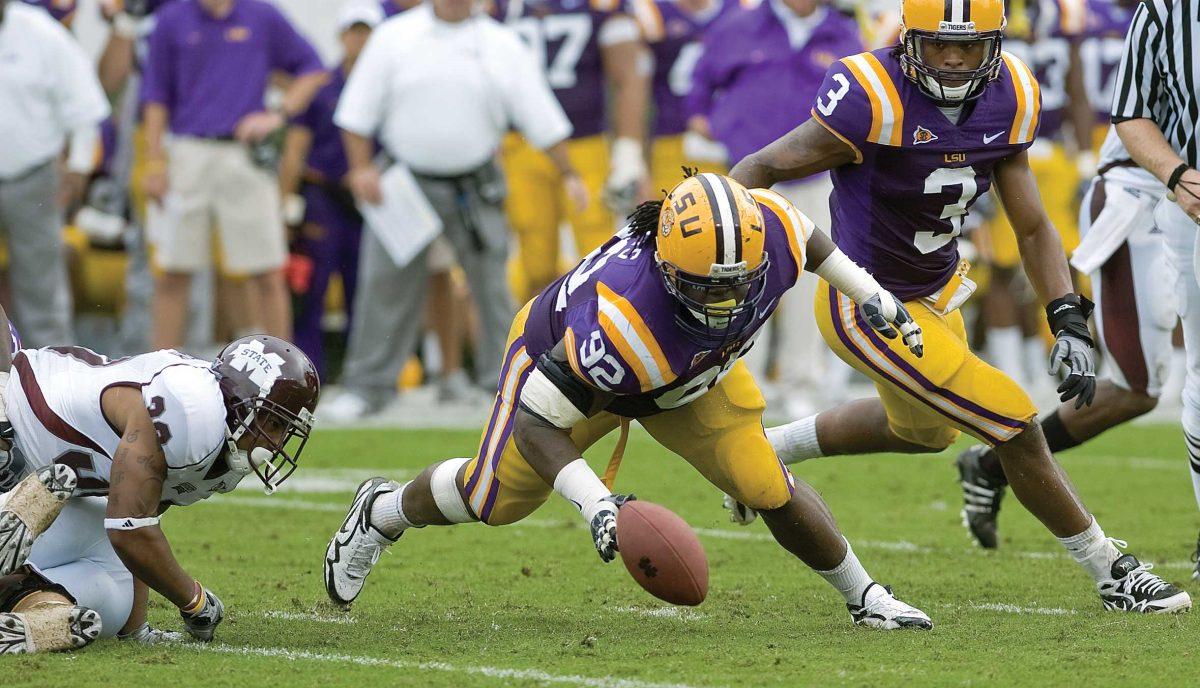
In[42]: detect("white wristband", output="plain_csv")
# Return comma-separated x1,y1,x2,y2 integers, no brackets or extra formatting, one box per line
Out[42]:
104,516,161,530
814,248,882,304
552,458,610,523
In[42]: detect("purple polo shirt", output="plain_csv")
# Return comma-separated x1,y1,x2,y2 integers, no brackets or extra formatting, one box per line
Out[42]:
686,4,861,165
140,0,323,138
292,65,349,183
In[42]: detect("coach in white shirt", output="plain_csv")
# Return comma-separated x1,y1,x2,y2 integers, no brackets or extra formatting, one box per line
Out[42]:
0,0,109,347
328,0,583,418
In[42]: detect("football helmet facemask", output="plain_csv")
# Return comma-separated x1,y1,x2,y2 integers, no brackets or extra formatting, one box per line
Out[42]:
656,173,769,346
899,0,1005,105
212,335,320,494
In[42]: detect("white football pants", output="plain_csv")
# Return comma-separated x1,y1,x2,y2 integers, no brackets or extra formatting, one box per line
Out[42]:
1158,199,1200,512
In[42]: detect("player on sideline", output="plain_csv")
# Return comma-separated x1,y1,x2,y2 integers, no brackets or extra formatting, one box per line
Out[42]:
726,0,1191,612
0,330,319,653
326,172,937,630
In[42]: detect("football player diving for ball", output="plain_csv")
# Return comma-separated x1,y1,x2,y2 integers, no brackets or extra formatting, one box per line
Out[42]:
726,0,1190,612
0,329,319,653
326,171,937,630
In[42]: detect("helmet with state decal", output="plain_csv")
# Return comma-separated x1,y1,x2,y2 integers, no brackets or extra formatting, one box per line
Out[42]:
211,335,320,493
655,172,769,344
899,0,1005,105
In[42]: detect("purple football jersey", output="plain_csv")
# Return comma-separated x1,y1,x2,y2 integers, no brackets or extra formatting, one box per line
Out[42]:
494,0,635,139
523,193,808,417
812,48,1041,301
645,0,740,137
1081,0,1133,123
1027,0,1086,141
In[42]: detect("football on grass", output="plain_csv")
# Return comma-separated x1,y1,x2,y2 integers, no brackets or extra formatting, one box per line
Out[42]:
616,500,708,606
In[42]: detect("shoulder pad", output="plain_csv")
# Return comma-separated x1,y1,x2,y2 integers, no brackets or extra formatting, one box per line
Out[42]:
1000,52,1042,145
750,188,811,271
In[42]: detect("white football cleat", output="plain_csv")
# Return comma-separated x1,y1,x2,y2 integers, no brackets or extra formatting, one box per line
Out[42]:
324,477,400,609
0,605,101,654
847,582,934,630
1098,554,1191,614
0,464,76,576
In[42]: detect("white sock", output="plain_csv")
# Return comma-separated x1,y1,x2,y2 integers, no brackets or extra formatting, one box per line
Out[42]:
552,458,610,522
816,539,873,605
767,416,823,465
1058,517,1122,584
369,482,416,539
986,326,1024,381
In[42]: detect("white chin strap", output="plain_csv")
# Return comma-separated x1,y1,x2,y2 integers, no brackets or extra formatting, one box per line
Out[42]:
922,74,972,102
225,429,278,495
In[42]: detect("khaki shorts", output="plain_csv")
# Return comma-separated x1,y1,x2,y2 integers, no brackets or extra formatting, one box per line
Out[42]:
150,137,285,275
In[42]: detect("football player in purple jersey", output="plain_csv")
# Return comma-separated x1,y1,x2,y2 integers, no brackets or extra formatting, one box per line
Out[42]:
325,172,939,630
730,0,1191,612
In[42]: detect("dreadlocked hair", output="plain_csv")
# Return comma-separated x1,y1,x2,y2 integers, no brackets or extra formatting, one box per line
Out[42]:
626,199,663,240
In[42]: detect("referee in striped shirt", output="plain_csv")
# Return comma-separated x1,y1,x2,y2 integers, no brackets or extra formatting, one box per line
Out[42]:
1111,0,1200,574
1112,0,1200,223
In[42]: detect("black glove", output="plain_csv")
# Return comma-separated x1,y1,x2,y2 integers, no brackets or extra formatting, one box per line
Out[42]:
589,494,635,563
180,586,225,642
1046,294,1096,408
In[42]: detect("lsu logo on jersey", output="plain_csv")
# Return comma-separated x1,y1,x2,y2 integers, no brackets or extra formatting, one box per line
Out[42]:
913,125,939,145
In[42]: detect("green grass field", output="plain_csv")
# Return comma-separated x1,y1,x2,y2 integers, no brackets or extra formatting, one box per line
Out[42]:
9,423,1199,687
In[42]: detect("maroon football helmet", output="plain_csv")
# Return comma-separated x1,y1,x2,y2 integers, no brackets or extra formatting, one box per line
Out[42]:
211,335,320,493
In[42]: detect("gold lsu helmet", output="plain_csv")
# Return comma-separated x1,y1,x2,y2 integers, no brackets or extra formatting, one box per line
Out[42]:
656,173,770,341
899,0,1006,104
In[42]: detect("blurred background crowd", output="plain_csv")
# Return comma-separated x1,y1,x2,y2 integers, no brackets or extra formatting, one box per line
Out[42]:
0,0,1160,423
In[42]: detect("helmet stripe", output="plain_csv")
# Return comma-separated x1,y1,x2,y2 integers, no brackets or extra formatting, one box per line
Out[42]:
714,174,744,263
695,173,737,265
943,0,954,22
962,0,970,22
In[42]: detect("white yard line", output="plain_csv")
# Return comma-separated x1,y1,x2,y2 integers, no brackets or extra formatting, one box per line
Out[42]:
614,606,707,621
944,602,1077,616
189,644,704,688
253,610,357,625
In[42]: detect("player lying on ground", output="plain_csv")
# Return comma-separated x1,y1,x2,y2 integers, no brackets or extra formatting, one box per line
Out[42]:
0,331,319,653
725,0,1190,612
326,172,937,629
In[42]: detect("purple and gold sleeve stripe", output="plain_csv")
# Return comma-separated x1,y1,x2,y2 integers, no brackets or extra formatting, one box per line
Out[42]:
596,282,675,392
827,286,1027,444
841,52,905,147
750,188,811,273
1003,52,1041,145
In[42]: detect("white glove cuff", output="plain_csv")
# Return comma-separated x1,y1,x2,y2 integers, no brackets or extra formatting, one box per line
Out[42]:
814,249,882,305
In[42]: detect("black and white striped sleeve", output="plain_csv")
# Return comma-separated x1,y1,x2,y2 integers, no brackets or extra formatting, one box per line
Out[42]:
1111,1,1165,123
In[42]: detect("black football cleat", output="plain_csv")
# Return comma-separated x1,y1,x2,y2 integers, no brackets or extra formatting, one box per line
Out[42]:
1098,554,1192,614
956,445,1006,549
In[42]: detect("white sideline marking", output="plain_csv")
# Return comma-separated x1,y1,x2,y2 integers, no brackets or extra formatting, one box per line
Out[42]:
615,606,707,621
255,610,357,625
190,644,703,688
214,495,346,512
236,468,412,495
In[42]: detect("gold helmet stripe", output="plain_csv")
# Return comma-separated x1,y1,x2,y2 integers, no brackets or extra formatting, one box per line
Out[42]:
694,172,740,266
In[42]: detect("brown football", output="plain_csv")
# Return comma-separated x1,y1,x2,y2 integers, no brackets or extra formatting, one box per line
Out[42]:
616,500,709,606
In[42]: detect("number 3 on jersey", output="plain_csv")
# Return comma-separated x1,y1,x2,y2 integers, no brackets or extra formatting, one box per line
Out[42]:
816,73,851,117
914,166,979,254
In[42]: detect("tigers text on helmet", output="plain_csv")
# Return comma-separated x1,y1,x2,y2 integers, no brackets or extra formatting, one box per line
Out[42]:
899,0,1005,105
655,173,769,346
212,335,320,494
